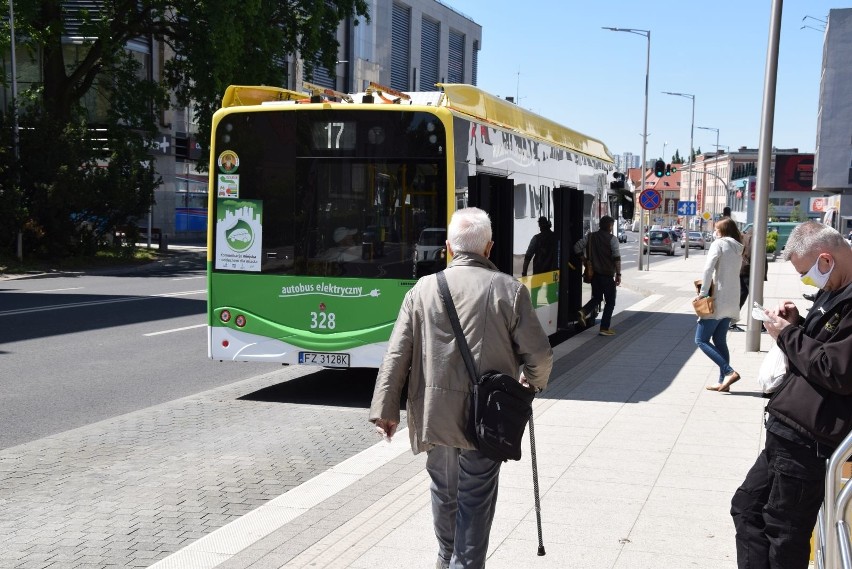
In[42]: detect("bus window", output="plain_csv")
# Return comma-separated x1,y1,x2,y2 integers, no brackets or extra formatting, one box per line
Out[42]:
211,110,447,279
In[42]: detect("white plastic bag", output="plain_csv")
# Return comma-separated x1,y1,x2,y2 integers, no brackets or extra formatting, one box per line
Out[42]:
757,343,788,394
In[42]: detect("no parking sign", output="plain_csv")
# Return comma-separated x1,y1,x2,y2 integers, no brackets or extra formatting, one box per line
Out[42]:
639,189,661,211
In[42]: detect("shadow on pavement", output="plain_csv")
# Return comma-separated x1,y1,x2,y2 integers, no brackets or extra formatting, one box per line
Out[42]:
238,367,385,409
0,294,205,344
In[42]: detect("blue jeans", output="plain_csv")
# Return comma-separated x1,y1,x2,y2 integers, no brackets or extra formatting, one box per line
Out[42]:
695,317,734,382
427,445,501,568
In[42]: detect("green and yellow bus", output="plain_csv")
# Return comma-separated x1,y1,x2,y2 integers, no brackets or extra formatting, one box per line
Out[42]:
207,83,617,368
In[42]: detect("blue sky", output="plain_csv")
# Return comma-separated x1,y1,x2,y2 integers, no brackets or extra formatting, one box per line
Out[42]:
445,0,843,165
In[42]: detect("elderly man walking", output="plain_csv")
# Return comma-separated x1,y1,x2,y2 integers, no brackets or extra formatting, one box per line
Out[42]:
369,207,553,569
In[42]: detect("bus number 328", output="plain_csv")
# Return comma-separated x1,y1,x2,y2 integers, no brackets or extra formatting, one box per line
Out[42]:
310,312,336,329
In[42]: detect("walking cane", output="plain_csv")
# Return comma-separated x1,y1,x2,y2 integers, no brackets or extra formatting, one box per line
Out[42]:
529,411,545,556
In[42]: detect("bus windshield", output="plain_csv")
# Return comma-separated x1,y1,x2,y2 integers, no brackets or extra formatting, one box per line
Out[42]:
212,109,447,279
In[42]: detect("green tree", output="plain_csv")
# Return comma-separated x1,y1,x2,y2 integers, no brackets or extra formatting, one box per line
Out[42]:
789,203,808,222
2,0,369,258
672,149,683,164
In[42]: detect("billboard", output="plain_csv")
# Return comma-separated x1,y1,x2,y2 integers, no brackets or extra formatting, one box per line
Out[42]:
774,154,814,191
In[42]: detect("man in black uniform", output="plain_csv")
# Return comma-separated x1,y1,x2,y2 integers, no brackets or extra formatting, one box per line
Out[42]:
731,221,852,568
521,216,557,277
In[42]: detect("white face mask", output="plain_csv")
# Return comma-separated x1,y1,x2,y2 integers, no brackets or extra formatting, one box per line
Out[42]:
713,231,720,239
800,255,834,289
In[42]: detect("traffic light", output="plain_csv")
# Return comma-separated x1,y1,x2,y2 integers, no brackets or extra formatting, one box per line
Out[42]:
654,160,665,177
621,198,634,220
609,172,625,190
665,163,672,176
671,164,678,173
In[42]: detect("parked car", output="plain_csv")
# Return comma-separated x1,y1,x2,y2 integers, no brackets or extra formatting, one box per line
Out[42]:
643,229,676,256
414,227,447,277
681,231,706,249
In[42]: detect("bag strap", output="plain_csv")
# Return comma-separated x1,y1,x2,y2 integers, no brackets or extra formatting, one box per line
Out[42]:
436,271,478,386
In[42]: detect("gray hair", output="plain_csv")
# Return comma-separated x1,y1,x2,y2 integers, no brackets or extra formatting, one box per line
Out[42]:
448,207,492,254
784,221,847,260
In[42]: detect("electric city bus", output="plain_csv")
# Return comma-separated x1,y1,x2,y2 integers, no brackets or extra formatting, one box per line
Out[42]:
207,82,617,368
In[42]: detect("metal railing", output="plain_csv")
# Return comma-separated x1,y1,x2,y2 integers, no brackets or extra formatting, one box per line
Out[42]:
815,429,852,569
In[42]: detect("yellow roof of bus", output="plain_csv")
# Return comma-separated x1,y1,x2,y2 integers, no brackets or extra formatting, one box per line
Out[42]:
219,83,614,164
437,84,613,164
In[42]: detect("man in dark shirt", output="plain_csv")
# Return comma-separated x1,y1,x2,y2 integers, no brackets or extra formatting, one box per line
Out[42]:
521,216,557,277
731,222,852,568
573,216,622,336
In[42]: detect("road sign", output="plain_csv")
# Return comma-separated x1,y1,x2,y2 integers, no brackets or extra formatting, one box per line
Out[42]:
639,189,661,211
677,201,697,216
702,211,712,221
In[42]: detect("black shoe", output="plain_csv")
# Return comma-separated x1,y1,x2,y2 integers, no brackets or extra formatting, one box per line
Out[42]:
577,309,587,328
729,324,744,331
803,292,816,301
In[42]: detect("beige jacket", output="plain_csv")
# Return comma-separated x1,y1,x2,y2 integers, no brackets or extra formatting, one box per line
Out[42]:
369,252,553,454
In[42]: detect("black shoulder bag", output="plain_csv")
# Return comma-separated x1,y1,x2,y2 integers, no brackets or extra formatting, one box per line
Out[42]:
436,271,536,462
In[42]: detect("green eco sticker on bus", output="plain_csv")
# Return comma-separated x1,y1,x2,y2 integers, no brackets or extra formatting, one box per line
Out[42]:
215,198,262,272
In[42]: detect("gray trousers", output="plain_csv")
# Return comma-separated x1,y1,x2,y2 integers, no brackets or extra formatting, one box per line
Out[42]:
426,445,501,569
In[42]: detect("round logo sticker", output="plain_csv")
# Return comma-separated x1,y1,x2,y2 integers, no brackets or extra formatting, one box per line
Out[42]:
225,219,254,252
218,150,239,174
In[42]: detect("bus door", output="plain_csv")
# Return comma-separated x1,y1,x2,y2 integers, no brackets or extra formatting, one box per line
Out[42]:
555,186,585,329
468,173,514,274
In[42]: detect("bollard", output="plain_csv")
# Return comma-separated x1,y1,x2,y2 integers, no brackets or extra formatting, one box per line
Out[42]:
159,233,169,252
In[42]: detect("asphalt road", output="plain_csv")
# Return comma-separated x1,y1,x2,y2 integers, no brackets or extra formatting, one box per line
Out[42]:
0,250,282,449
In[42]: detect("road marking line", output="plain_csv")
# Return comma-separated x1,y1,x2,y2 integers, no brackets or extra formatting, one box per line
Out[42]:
144,324,206,337
172,276,205,281
0,290,206,317
155,290,206,297
30,287,84,293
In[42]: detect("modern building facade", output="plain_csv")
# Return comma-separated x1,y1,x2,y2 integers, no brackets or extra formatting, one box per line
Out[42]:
614,152,640,174
814,8,852,234
306,0,481,95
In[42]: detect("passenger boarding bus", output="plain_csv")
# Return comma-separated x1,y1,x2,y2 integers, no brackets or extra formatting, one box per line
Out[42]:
207,83,618,368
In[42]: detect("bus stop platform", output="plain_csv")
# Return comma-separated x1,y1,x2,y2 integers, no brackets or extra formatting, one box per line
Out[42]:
151,251,808,569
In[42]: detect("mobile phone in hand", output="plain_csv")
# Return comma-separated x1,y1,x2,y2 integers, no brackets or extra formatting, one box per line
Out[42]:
752,302,771,321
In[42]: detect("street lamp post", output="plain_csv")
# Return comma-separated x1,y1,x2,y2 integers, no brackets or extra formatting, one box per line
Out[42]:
662,91,695,259
603,26,651,271
697,126,721,222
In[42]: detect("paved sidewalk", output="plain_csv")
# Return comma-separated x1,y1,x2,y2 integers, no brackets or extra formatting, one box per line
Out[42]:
151,252,809,569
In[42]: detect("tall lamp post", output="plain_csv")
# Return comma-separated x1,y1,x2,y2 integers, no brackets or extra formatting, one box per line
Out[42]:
603,26,650,271
697,126,721,222
662,91,695,259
